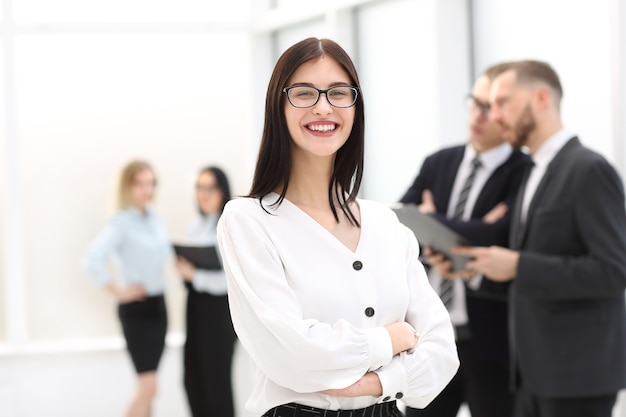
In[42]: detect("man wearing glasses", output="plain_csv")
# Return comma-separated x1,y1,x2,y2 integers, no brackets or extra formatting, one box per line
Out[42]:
399,63,531,417
454,60,626,417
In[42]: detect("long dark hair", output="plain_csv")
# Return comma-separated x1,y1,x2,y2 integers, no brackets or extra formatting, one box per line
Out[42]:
246,37,365,226
198,166,231,216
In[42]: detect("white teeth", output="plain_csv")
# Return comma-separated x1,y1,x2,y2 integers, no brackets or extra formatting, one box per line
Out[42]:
308,124,336,132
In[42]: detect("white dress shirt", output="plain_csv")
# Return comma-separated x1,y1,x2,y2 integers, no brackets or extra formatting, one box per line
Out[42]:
217,193,459,414
520,128,575,223
434,142,513,326
184,214,228,295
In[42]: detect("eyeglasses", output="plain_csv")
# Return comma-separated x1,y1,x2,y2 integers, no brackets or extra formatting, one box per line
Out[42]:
195,184,219,193
466,94,491,117
283,85,359,108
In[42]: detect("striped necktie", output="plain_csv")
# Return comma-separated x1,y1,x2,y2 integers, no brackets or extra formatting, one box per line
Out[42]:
439,155,482,308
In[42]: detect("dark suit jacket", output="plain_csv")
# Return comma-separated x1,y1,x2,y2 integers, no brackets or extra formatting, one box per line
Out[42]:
511,137,626,397
401,144,531,362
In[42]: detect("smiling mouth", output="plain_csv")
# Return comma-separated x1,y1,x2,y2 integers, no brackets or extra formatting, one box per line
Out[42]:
306,123,337,133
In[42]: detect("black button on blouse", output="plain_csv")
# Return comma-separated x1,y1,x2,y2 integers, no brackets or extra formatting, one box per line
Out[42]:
352,260,363,270
364,307,375,317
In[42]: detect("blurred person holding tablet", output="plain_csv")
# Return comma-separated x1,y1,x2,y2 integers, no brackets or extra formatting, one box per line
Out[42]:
175,166,237,417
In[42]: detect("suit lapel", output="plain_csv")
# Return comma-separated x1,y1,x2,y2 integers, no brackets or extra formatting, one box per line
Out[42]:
517,170,552,247
514,137,580,248
438,147,464,214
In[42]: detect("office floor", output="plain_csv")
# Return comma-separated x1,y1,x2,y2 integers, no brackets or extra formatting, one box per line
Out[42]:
1,344,622,417
0,341,469,417
0,342,256,417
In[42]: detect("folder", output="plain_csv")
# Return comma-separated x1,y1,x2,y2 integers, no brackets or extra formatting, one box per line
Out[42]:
392,204,473,271
172,244,222,271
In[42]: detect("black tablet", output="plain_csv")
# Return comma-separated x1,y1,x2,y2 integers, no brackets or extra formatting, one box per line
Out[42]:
392,204,473,271
172,244,222,271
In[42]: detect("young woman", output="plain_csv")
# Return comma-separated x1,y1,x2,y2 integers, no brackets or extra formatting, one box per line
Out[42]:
82,159,170,417
175,166,237,417
216,38,459,417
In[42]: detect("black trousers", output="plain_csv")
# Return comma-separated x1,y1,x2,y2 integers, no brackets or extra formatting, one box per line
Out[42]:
513,386,616,417
263,401,403,417
405,338,513,417
184,289,237,417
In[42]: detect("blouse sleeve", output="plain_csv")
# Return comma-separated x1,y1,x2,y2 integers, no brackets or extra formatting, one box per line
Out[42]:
81,216,123,287
217,204,393,394
374,226,459,409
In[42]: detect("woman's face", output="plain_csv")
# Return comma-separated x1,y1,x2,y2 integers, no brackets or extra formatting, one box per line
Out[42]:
130,168,156,209
196,171,223,216
284,56,355,160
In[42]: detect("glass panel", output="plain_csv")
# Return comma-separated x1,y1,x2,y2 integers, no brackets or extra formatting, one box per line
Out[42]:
357,0,443,204
13,0,251,24
15,32,252,340
472,0,614,162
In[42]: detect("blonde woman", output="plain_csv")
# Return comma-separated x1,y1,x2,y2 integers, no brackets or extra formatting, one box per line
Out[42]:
82,159,171,417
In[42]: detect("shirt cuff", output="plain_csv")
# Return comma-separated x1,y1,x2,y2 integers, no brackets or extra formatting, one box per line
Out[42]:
466,273,483,290
374,359,408,403
364,326,393,371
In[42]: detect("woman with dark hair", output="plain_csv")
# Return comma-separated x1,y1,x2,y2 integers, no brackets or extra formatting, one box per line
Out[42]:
217,38,458,417
82,159,170,417
175,166,238,417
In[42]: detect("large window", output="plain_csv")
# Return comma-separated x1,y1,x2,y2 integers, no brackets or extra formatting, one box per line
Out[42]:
357,0,470,204
473,0,615,164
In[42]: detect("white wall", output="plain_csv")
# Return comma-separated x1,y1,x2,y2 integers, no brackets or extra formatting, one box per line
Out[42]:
357,0,470,205
614,0,626,177
0,2,255,348
0,38,6,342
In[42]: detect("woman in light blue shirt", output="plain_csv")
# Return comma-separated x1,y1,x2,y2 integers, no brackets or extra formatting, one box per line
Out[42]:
175,166,237,417
82,159,171,417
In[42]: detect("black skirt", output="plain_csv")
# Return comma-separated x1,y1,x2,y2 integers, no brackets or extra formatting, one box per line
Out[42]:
118,295,167,374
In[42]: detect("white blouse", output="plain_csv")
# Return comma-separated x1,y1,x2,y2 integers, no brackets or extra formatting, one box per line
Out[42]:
217,193,458,414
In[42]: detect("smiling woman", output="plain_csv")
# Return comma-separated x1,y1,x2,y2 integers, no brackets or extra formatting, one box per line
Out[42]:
284,55,358,167
216,37,459,417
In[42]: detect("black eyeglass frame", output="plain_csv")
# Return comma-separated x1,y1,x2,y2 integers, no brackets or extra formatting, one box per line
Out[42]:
466,94,491,116
283,86,360,109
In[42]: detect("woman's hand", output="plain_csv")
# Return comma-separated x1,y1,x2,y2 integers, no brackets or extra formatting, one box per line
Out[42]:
320,371,382,397
385,321,418,355
175,256,196,283
108,283,146,303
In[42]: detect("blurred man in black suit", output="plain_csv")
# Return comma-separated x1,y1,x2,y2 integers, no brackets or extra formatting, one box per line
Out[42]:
455,60,626,417
401,63,530,417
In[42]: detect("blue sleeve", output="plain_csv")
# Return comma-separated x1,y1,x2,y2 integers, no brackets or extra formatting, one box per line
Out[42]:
81,216,123,287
